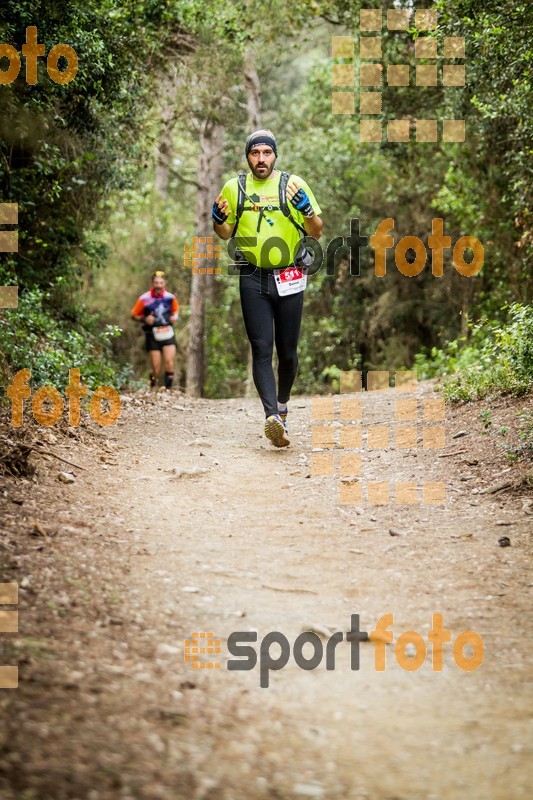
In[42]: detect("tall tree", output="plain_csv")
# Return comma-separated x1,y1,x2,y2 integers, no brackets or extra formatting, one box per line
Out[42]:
154,69,184,199
242,49,262,397
186,117,225,396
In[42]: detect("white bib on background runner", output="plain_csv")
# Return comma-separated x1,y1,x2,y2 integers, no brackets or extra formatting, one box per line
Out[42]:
152,325,174,342
274,267,308,296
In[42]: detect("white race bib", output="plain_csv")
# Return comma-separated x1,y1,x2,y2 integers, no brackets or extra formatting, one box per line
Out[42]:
274,267,308,296
152,325,174,342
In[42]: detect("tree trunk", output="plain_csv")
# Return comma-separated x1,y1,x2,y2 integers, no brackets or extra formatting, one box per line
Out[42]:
244,50,261,131
460,282,472,339
243,51,261,397
186,118,225,397
154,72,181,198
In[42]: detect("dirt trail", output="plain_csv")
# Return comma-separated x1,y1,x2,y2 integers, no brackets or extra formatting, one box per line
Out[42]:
0,386,531,800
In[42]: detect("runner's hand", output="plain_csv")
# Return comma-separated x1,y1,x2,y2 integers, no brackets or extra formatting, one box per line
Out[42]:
145,314,155,326
287,180,314,218
212,195,229,224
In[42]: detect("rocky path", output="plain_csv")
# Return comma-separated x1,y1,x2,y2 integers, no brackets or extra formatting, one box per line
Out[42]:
0,386,531,799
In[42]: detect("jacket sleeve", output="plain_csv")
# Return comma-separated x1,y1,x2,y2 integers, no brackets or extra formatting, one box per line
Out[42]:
131,298,145,316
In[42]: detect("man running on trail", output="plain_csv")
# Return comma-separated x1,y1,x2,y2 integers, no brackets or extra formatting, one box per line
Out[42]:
131,271,179,389
212,129,323,447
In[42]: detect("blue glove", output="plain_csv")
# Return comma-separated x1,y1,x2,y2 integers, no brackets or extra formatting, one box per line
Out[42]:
212,201,228,225
290,188,314,218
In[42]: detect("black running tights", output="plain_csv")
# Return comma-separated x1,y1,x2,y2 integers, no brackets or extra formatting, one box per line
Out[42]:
239,266,304,418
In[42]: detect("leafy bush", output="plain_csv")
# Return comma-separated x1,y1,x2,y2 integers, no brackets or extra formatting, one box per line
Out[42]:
0,284,131,397
414,303,533,402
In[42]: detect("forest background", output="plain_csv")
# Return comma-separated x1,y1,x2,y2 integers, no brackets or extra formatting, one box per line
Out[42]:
0,0,531,404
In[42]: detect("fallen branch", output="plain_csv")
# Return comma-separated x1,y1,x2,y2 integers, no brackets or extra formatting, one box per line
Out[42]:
478,480,513,495
438,449,467,458
261,584,318,595
27,446,88,471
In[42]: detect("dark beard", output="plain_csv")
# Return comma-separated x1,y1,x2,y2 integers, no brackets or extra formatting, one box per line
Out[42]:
249,161,275,180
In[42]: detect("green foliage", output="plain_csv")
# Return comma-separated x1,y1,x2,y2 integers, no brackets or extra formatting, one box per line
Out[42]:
197,0,532,396
0,282,130,393
0,1,157,290
414,303,533,401
434,0,532,307
1,0,529,400
204,290,248,398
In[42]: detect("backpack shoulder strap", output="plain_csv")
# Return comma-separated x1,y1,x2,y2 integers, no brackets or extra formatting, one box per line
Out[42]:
278,171,306,236
231,171,248,238
278,171,292,217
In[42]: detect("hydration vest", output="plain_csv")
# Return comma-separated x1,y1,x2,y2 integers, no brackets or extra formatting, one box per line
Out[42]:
231,171,307,237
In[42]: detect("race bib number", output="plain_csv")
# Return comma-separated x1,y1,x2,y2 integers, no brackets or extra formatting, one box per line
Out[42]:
274,267,308,296
152,325,174,342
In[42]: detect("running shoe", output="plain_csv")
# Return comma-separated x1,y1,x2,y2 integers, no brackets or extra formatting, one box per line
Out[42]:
279,407,288,434
265,414,290,448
